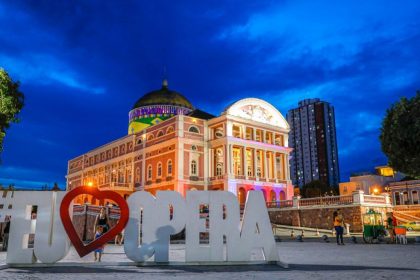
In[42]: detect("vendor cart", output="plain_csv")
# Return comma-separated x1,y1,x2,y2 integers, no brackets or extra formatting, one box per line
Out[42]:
362,209,386,243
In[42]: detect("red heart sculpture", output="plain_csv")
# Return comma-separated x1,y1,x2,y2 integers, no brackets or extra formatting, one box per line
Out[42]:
60,186,129,257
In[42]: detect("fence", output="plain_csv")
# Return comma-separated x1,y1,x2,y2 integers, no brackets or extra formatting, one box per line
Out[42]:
267,191,391,209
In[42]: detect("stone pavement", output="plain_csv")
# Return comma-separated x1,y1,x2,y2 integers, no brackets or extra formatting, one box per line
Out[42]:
0,242,419,279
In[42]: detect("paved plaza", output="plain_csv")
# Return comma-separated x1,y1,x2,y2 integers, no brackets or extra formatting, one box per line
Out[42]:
0,240,419,280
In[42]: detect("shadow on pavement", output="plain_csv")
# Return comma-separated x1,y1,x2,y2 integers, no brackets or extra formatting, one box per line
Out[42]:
2,264,419,274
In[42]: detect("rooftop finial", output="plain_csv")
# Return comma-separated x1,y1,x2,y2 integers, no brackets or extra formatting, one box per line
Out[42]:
162,65,168,88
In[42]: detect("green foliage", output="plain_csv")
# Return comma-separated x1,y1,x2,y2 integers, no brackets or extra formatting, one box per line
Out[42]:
0,68,24,155
301,180,335,198
380,92,420,178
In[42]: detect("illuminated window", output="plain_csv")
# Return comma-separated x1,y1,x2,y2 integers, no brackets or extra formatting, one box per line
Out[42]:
135,167,140,183
247,166,252,176
147,165,152,180
191,160,197,175
166,126,174,134
257,167,261,177
189,126,199,133
167,160,173,175
157,162,162,177
216,163,223,176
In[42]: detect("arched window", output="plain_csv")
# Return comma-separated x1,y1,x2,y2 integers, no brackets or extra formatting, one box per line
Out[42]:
189,126,199,133
166,126,174,134
135,167,140,183
137,138,142,145
191,160,197,175
216,163,223,176
247,166,252,176
157,130,164,137
147,134,154,141
157,162,162,177
147,165,152,180
167,160,173,175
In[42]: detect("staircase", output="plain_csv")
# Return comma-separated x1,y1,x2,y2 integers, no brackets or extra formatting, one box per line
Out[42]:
393,205,420,224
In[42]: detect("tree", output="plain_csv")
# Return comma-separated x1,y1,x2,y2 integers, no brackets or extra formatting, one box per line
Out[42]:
0,68,24,155
301,180,332,198
380,92,420,178
52,182,60,191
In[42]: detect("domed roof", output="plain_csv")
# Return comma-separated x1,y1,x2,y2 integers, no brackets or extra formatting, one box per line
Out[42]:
132,79,194,110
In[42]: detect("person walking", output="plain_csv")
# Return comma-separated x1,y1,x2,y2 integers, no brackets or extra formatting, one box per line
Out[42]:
386,212,396,243
1,216,10,251
334,209,345,245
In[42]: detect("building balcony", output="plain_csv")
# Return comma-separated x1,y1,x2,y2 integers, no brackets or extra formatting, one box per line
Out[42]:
209,175,226,181
97,182,134,192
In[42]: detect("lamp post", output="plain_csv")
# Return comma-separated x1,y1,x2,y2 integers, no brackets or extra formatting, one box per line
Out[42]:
82,181,94,242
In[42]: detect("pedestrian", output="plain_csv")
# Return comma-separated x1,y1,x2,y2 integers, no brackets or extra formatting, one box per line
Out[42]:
334,209,345,245
386,212,395,243
94,207,110,234
114,230,124,246
1,216,10,251
94,226,104,262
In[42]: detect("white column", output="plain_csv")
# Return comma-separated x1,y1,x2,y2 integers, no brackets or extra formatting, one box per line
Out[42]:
228,144,233,175
269,152,273,179
284,134,289,147
283,155,290,180
177,120,185,195
224,144,229,175
253,149,258,178
263,150,268,180
210,149,214,177
243,146,248,178
226,120,233,137
204,145,209,191
141,151,146,189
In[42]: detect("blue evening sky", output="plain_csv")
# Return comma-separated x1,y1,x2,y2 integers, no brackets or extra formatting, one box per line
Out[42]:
0,1,419,189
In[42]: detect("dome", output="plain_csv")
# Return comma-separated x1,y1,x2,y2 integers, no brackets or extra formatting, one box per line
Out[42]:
128,79,194,134
132,79,193,110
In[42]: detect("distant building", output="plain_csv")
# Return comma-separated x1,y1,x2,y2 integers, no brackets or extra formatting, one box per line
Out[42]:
66,80,294,205
339,166,403,195
287,98,339,189
388,180,420,205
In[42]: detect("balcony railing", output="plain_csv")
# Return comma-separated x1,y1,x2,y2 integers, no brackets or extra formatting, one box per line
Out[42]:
298,195,354,207
266,200,293,208
363,195,386,204
267,192,390,209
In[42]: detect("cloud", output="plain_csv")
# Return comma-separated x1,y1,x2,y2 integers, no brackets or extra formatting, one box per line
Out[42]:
0,166,65,189
0,54,105,94
0,0,419,188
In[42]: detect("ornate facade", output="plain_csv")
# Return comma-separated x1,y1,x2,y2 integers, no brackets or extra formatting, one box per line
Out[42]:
66,81,293,205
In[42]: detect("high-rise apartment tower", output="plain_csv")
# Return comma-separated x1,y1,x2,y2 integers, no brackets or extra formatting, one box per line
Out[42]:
287,98,339,188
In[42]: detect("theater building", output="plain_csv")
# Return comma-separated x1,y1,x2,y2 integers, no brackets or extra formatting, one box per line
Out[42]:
66,80,293,205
